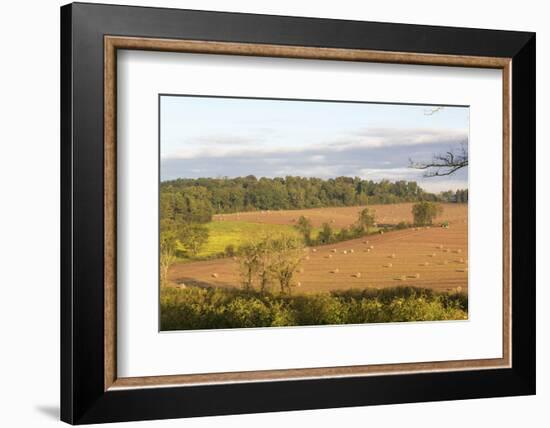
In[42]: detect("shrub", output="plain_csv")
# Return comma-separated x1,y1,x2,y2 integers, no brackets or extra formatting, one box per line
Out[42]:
412,201,443,226
160,286,468,331
224,244,236,257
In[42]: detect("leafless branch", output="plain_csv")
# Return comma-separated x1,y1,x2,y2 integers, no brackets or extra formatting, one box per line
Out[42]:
409,143,468,177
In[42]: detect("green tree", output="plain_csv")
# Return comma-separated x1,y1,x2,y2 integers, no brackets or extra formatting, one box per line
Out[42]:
238,237,275,292
269,235,304,295
238,242,261,291
159,220,182,286
179,223,209,256
317,222,334,244
412,201,443,226
295,215,313,245
357,207,376,233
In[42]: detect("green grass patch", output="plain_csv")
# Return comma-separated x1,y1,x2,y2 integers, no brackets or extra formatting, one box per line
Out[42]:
193,220,319,258
161,286,468,331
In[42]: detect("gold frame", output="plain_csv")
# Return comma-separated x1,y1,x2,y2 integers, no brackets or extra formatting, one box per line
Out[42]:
104,36,512,391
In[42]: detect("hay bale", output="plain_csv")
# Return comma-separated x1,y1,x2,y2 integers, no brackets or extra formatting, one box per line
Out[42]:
177,283,186,289
363,240,369,244
429,253,436,257
331,249,337,253
304,256,310,261
390,253,396,258
330,268,339,274
369,245,374,249
326,254,333,259
420,262,430,266
211,273,219,278
312,248,317,253
296,281,302,287
353,272,362,278
379,230,384,235
454,249,462,254
384,263,393,268
437,244,444,249
297,268,304,273
349,249,354,254
343,250,347,255
365,249,371,253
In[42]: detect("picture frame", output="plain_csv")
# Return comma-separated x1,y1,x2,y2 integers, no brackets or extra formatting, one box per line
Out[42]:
61,2,535,424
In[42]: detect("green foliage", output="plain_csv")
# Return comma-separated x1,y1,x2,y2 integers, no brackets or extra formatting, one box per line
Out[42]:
412,201,443,226
160,286,468,331
238,234,304,294
294,215,313,244
394,221,411,230
160,220,210,283
224,244,236,257
357,207,376,233
160,176,448,214
177,223,209,256
317,222,334,244
160,185,213,224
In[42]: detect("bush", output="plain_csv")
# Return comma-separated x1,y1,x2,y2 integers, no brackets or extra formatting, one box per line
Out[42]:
160,286,468,331
224,244,236,257
412,201,443,226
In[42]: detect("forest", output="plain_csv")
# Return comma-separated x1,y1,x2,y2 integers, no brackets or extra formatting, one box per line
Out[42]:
160,175,468,221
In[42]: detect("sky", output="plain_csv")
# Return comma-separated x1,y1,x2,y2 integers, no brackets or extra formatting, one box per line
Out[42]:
160,95,469,193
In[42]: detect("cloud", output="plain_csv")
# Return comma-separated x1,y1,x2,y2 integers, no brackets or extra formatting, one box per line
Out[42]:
162,127,468,161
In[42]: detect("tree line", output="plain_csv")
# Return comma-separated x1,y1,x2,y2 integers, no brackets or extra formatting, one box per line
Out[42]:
161,176,468,215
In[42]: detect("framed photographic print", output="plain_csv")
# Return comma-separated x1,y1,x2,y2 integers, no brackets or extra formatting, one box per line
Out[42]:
60,2,536,424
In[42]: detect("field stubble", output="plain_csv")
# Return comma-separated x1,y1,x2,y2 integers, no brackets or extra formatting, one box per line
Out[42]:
169,203,468,293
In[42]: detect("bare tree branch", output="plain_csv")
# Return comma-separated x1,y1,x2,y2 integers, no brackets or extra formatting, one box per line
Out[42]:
409,143,468,177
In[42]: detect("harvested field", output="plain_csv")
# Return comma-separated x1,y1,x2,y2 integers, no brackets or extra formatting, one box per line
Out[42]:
213,203,467,229
170,203,468,293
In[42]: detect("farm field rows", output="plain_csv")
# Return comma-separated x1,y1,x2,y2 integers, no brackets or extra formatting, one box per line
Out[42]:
169,203,468,293
213,202,467,228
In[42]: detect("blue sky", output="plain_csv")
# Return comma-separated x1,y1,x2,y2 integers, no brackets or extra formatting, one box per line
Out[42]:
160,95,469,192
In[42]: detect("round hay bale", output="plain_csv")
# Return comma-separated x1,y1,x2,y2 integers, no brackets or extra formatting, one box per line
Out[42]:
331,268,339,274
343,250,347,255
211,273,219,278
390,253,396,258
353,272,362,278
